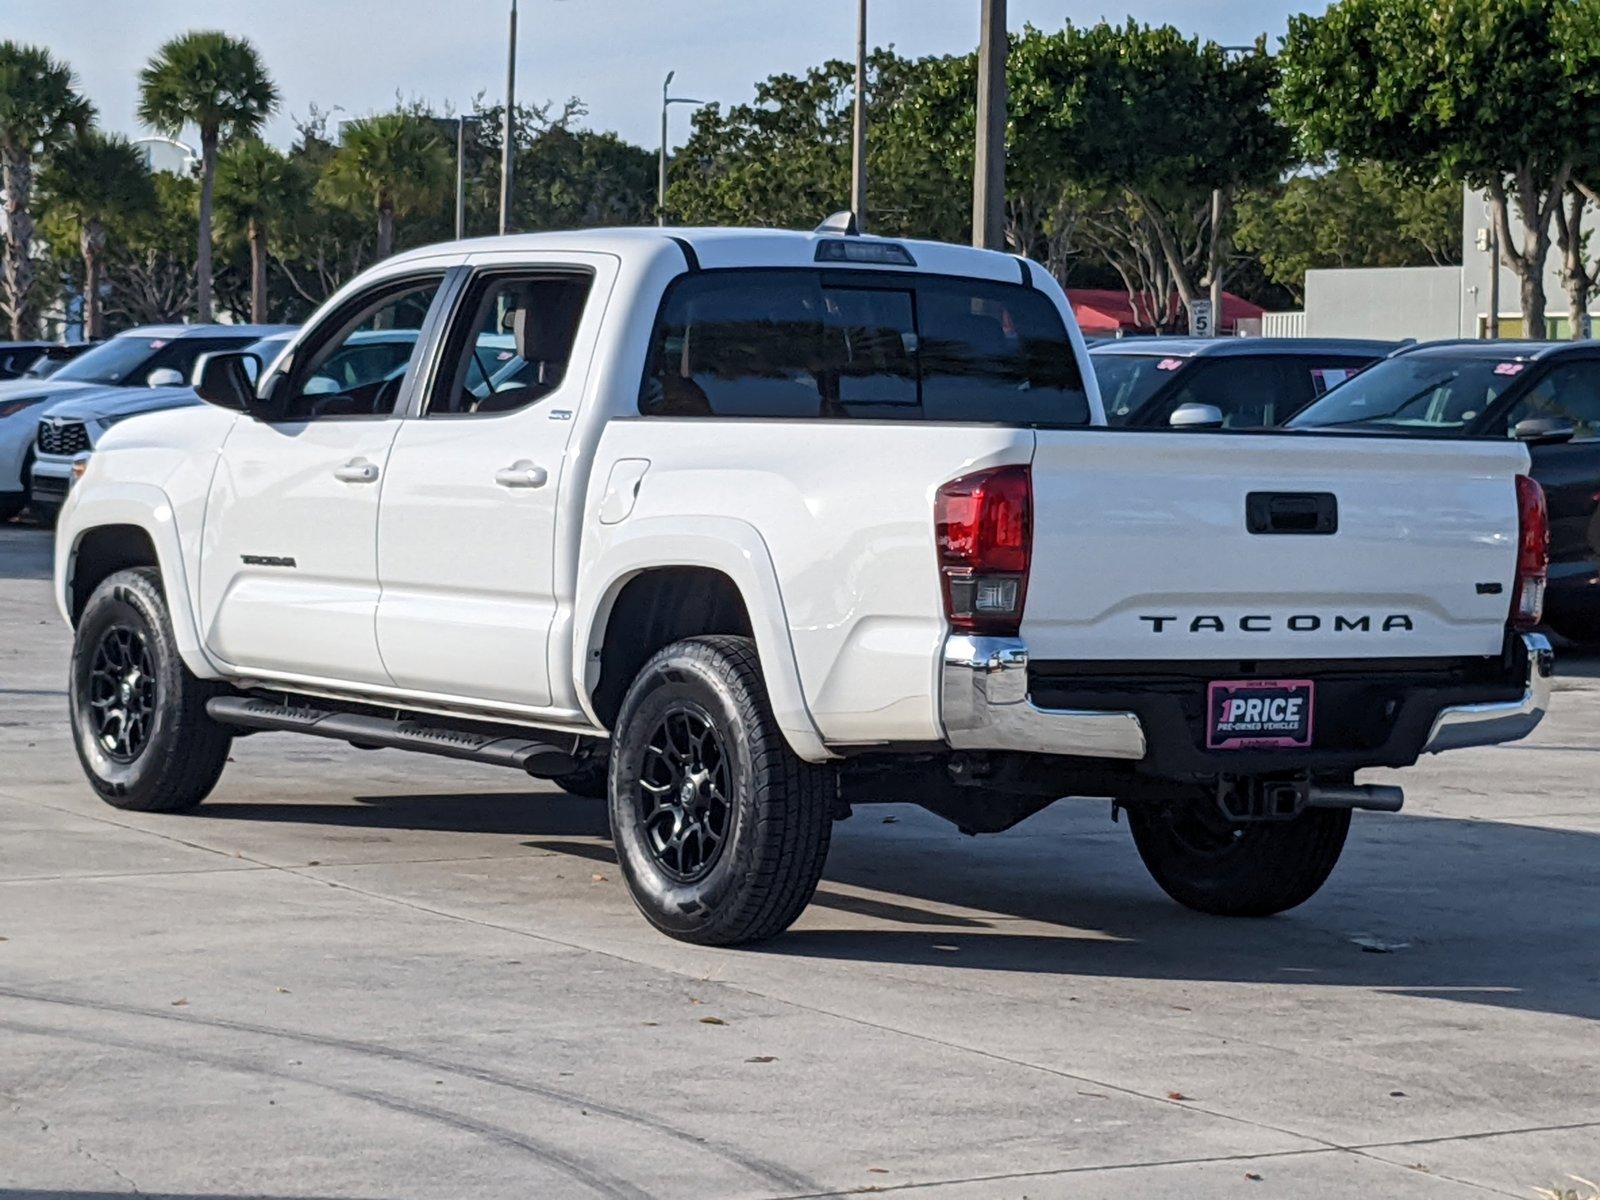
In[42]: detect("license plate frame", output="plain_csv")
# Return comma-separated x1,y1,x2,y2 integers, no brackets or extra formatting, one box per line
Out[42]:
1206,679,1315,750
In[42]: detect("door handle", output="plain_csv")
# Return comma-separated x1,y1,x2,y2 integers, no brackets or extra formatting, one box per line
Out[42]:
334,458,380,484
495,460,548,489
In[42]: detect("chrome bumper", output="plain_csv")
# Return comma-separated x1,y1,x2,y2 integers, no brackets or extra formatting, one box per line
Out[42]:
1422,633,1553,753
939,635,1147,760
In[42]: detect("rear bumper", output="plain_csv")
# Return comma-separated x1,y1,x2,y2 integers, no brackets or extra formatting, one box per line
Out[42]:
1421,633,1552,753
940,633,1550,773
941,635,1147,760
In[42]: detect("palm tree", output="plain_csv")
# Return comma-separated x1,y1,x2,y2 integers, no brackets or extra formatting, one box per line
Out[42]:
39,131,156,339
0,42,93,338
320,113,450,261
137,31,277,320
215,139,301,322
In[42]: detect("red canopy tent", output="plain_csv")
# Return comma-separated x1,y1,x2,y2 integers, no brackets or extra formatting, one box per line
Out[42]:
1067,288,1265,337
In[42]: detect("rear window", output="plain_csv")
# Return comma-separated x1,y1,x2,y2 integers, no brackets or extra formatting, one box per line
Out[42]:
639,269,1089,426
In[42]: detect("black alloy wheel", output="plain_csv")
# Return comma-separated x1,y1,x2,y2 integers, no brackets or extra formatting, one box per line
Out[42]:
636,704,732,882
86,625,158,762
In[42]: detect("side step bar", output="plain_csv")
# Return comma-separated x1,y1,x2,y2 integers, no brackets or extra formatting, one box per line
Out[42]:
206,696,584,778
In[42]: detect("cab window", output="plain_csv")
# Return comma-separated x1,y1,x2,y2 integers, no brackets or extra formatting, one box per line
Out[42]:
277,278,441,420
428,273,593,417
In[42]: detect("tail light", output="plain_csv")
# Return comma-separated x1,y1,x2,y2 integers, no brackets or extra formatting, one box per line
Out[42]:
935,465,1032,636
1511,474,1548,629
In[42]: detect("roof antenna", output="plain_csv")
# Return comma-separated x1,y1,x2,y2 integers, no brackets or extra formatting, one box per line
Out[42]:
815,210,860,236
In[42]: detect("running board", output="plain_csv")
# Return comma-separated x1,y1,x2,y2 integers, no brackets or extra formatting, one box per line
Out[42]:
206,696,583,777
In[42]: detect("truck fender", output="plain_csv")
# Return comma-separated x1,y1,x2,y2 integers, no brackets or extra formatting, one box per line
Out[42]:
56,482,224,681
572,516,833,762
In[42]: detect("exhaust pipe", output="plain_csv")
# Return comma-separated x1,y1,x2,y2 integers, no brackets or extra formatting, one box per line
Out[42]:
1306,784,1404,812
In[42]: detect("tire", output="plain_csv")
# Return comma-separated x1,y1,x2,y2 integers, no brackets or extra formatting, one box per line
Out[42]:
550,752,609,799
608,634,833,945
1127,797,1350,917
69,567,233,812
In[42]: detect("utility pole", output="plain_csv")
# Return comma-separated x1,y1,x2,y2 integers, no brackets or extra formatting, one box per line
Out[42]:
972,0,1006,250
455,116,467,240
851,0,868,227
499,0,517,235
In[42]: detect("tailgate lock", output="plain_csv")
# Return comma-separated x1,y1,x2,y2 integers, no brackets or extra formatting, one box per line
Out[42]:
1246,491,1338,536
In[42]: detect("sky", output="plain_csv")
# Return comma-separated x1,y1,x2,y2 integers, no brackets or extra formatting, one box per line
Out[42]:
7,0,1311,151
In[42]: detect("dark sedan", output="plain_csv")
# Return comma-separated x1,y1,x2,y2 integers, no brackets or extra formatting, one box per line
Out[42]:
1090,337,1399,428
1290,340,1600,643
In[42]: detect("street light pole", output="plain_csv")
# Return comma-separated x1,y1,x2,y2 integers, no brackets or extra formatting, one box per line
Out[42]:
851,0,867,227
972,0,1006,250
499,0,517,235
658,73,705,226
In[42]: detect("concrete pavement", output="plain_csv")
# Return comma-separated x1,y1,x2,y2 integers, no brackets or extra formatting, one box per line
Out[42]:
2,520,1597,1199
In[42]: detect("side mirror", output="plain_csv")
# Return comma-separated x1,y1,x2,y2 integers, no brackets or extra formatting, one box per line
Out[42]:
1169,402,1225,429
145,367,184,388
191,351,262,414
1512,416,1576,445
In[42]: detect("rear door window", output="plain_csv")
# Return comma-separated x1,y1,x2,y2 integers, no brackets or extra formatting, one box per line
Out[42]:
640,268,1089,426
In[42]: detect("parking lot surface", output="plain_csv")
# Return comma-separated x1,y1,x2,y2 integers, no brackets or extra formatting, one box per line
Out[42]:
2,520,1598,1199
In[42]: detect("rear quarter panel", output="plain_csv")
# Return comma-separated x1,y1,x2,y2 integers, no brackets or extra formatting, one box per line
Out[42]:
581,420,1034,744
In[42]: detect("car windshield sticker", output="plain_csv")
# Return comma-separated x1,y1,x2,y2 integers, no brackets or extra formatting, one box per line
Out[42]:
1156,358,1185,371
1493,362,1525,376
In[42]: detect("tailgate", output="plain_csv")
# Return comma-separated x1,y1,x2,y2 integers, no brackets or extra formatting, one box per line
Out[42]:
1024,430,1529,661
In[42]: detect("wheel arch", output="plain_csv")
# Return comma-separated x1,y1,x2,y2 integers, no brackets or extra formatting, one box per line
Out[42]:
58,484,221,680
573,519,831,761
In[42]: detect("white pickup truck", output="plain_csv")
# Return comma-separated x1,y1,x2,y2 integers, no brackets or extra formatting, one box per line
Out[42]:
54,223,1553,945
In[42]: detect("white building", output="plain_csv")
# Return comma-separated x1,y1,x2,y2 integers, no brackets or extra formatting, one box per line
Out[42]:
1287,185,1597,341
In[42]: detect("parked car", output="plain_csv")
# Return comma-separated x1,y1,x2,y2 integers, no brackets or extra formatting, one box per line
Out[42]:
53,225,1550,945
1090,337,1399,428
28,329,425,521
1,324,291,521
0,341,60,380
20,342,101,379
1290,339,1600,643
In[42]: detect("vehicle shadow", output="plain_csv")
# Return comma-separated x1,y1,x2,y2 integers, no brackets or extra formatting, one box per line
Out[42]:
776,807,1600,1025
196,786,1600,1024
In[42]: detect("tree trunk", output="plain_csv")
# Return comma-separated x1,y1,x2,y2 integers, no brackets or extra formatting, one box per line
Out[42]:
80,219,107,340
196,128,219,321
1490,166,1568,340
1555,186,1593,340
1,146,37,340
248,216,268,324
376,203,395,261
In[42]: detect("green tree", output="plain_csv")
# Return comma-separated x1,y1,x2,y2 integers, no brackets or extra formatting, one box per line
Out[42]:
1280,0,1600,336
1010,23,1290,316
665,50,965,241
1235,164,1462,302
37,131,155,338
0,42,93,338
319,112,450,261
215,139,303,322
138,31,278,320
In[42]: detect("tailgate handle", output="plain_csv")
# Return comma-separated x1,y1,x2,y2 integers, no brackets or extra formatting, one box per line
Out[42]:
1246,492,1338,535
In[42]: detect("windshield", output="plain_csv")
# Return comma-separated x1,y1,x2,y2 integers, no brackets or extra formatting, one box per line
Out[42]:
1288,353,1524,432
50,336,167,385
1092,353,1186,424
